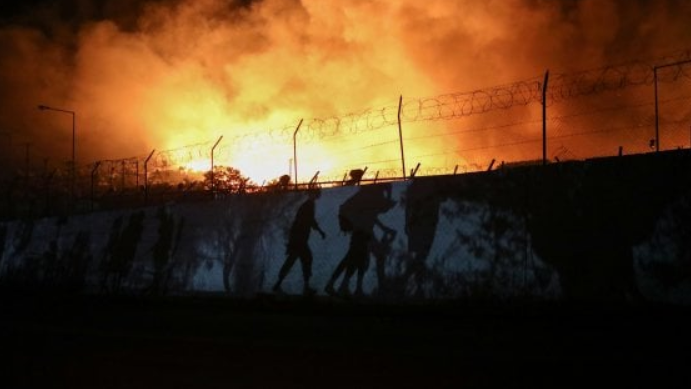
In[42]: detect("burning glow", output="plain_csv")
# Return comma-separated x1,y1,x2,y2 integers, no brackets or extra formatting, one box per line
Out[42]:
1,0,690,183
183,159,210,173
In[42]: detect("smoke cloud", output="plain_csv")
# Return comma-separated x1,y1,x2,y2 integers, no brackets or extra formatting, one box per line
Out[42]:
1,0,690,179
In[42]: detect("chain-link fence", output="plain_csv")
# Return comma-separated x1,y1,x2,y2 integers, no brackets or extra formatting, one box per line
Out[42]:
2,50,690,219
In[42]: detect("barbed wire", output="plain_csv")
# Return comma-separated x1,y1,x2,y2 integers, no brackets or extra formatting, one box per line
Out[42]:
548,54,688,104
12,49,691,191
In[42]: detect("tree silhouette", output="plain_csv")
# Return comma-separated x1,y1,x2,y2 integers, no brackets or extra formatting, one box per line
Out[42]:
203,166,255,194
264,174,292,192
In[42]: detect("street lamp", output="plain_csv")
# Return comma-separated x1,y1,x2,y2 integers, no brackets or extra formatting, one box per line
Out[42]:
38,104,76,200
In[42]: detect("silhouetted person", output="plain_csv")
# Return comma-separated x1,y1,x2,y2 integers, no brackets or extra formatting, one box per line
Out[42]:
273,188,326,295
345,169,365,186
278,174,291,190
330,218,395,297
325,183,396,297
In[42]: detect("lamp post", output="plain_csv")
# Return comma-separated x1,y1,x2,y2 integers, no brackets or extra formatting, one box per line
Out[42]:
144,149,155,205
38,104,76,200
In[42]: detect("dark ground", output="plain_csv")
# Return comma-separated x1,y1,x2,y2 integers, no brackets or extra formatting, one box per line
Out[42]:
1,292,690,388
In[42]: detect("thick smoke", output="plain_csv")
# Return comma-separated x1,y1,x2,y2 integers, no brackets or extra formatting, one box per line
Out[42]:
0,0,690,178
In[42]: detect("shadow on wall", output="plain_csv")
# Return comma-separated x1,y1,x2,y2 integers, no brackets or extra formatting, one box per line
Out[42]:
636,186,691,300
1,217,92,292
100,207,189,296
400,151,691,302
323,183,397,298
529,153,691,302
219,193,301,297
0,150,689,303
100,211,146,294
0,219,36,289
395,172,549,300
147,206,185,296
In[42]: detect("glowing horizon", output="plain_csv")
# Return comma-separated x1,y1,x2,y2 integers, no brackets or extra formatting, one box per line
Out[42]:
1,0,691,184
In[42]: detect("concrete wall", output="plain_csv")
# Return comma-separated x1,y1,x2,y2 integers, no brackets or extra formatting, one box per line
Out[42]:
1,150,690,304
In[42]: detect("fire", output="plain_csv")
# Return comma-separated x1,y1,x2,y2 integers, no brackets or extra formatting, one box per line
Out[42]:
96,0,440,184
1,0,690,183
182,159,210,173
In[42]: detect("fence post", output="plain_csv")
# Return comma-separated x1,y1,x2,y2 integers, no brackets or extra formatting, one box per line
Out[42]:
309,171,320,187
91,161,101,211
121,160,125,190
542,70,550,166
398,95,406,180
144,149,155,205
654,65,660,153
293,118,303,190
211,136,223,194
410,162,420,178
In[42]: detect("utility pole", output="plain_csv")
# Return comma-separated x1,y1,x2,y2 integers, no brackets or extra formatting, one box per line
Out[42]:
38,105,76,203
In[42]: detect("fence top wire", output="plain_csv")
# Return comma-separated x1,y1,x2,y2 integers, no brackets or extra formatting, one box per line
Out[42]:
57,48,689,174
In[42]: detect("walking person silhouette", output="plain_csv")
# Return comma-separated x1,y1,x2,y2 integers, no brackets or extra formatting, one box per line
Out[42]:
325,183,396,297
273,188,326,295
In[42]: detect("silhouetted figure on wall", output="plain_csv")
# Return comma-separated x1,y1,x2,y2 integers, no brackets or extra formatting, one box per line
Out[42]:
150,206,184,294
325,183,396,297
101,211,146,293
150,206,176,295
273,188,326,295
345,169,364,186
278,174,291,190
371,228,397,295
63,230,92,291
402,179,444,295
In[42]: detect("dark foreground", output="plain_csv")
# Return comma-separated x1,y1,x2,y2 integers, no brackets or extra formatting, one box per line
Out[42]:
1,293,690,388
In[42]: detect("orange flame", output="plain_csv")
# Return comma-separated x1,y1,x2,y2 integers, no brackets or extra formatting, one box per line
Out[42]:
1,0,690,183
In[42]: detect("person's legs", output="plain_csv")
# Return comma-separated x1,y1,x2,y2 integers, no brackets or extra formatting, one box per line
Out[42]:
273,252,297,292
351,230,371,296
300,248,316,295
325,251,349,295
339,262,356,296
355,255,370,296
